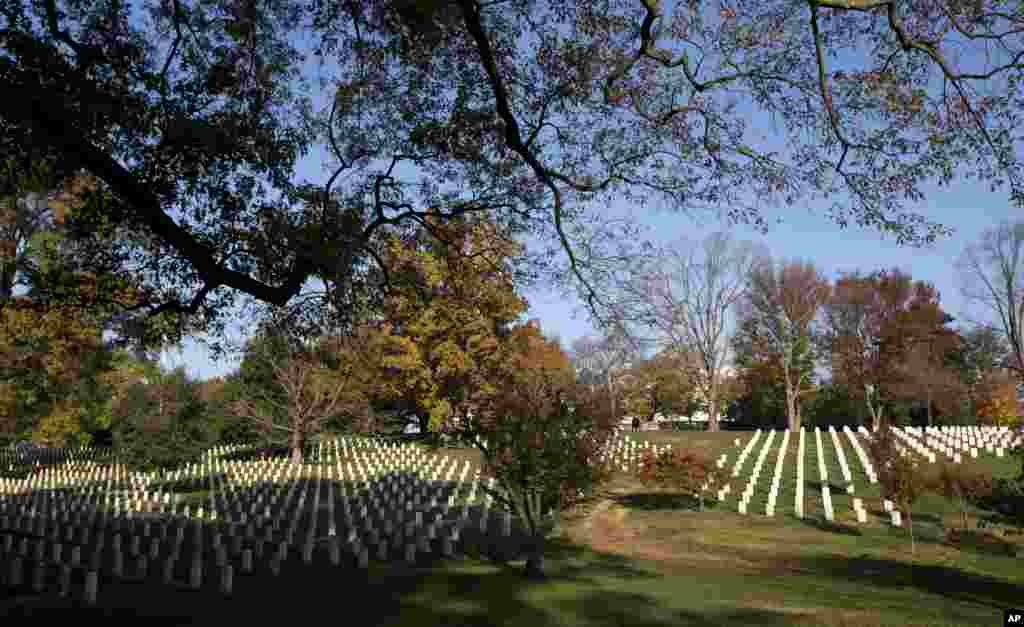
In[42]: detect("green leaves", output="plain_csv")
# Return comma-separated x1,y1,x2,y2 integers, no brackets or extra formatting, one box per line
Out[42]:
111,370,217,474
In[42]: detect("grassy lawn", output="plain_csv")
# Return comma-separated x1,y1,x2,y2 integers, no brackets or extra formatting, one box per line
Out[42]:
2,429,1022,626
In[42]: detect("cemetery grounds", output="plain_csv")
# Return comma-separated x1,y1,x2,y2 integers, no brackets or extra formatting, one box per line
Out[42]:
0,426,1022,627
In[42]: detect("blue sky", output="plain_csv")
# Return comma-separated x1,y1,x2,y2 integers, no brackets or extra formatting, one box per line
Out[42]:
162,162,1016,381
132,9,1017,381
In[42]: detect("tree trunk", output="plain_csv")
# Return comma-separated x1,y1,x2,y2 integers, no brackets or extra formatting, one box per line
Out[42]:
606,372,616,420
926,383,933,427
908,507,915,555
547,508,561,538
706,396,720,432
290,430,304,464
786,384,800,432
524,531,546,580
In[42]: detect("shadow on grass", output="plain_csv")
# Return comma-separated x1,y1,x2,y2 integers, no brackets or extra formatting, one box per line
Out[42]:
943,528,1020,557
0,536,662,627
612,493,715,512
798,553,1024,610
798,516,863,536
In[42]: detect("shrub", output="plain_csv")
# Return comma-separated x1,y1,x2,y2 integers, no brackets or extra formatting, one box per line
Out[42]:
634,447,718,511
971,477,1024,532
866,425,934,554
936,461,992,531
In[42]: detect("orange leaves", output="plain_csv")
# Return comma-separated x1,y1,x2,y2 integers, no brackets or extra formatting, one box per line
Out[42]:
974,370,1020,426
634,446,717,508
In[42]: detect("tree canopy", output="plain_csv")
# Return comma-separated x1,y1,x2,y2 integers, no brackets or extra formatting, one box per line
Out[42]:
5,0,1015,346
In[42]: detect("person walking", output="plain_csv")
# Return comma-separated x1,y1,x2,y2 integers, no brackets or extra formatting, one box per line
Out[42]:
632,416,640,432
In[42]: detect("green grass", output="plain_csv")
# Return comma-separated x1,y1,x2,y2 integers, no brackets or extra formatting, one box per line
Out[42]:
2,429,1022,626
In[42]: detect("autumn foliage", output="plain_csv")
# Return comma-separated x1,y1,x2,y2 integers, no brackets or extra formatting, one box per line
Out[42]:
936,461,992,532
447,318,616,578
369,211,528,434
634,447,719,511
866,425,934,554
974,369,1020,427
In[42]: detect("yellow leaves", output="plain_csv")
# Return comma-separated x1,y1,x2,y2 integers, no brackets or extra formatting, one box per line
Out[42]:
974,370,1019,426
427,399,452,431
31,400,83,448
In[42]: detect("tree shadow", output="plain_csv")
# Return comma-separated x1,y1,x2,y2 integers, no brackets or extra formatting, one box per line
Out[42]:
796,553,1024,610
612,493,712,512
568,589,816,627
797,516,862,536
943,528,1020,557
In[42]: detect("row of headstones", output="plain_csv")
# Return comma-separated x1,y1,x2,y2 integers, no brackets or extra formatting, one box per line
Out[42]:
714,430,762,503
814,428,836,521
905,425,1020,462
827,427,854,488
919,425,1020,452
4,462,487,553
729,428,876,522
1,444,115,469
4,445,479,527
0,480,526,604
722,430,781,504
763,429,791,516
842,426,877,484
2,440,479,545
727,428,841,519
1,437,440,499
737,429,777,515
598,435,673,473
10,442,518,555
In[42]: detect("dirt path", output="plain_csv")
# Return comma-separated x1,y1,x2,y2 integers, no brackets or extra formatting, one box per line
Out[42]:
564,488,768,574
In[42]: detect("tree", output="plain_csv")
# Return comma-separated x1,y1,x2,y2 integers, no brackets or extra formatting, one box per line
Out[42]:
821,269,949,430
974,368,1021,427
804,379,865,429
230,325,377,463
111,367,218,475
885,303,963,426
569,326,643,422
738,257,830,430
618,347,700,425
957,221,1024,388
0,295,116,441
11,0,1018,355
866,425,934,555
944,324,1017,422
628,232,757,432
196,375,264,445
366,212,529,435
0,157,66,299
730,313,789,428
438,319,615,579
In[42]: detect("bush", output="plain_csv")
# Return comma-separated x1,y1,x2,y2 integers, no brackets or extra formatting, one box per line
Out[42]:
971,477,1024,531
659,420,705,431
936,461,992,531
634,447,718,511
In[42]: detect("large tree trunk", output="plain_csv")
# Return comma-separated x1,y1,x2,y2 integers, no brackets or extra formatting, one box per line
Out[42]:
290,430,304,464
707,396,720,432
865,385,885,431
